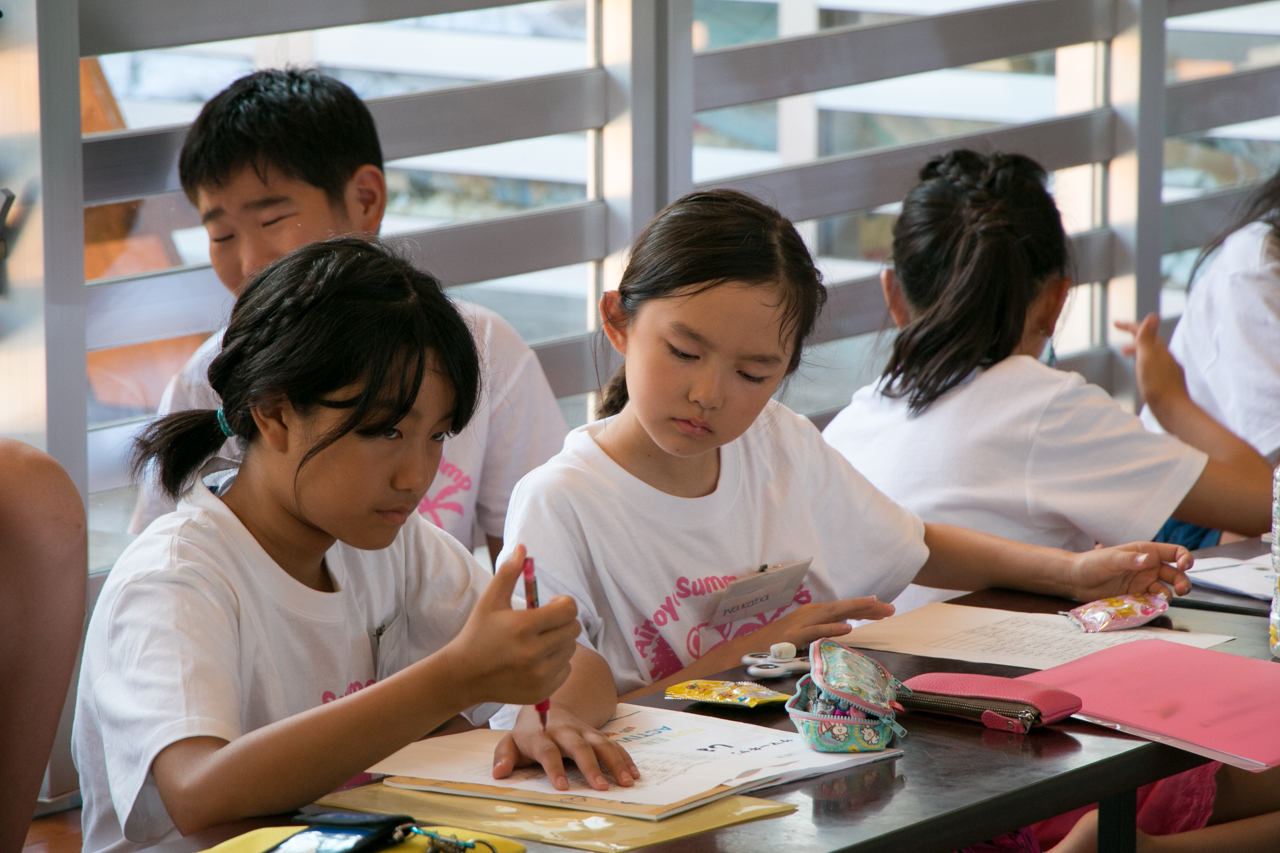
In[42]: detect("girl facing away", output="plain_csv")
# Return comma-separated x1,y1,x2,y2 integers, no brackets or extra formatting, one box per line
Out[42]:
72,239,635,853
821,150,1270,617
819,151,1280,853
1139,163,1280,466
494,187,1192,708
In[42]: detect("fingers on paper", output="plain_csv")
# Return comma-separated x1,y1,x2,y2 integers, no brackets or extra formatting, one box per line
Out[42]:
579,729,638,787
527,733,572,791
492,732,520,779
558,729,633,791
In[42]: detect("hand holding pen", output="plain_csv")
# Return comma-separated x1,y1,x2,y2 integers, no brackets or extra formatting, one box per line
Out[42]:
522,557,552,730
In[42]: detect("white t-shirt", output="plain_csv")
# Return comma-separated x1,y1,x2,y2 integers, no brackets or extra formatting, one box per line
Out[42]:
823,355,1208,614
75,460,494,853
129,303,568,546
1140,221,1280,463
497,400,929,697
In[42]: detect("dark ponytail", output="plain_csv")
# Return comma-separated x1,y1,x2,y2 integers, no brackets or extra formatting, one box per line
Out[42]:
596,188,825,419
133,237,481,498
881,150,1068,414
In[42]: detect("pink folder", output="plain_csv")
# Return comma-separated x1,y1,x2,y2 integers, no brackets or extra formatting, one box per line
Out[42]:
1020,639,1280,772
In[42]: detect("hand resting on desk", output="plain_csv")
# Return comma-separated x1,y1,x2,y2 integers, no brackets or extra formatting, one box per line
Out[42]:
1064,541,1193,601
916,523,1193,603
494,703,641,793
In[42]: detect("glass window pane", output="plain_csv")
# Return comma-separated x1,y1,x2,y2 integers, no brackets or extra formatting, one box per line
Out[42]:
775,332,896,418
89,485,140,573
95,0,589,131
87,334,211,427
384,133,589,230
694,47,1064,184
1164,133,1280,200
1167,0,1280,83
450,263,593,344
85,196,199,283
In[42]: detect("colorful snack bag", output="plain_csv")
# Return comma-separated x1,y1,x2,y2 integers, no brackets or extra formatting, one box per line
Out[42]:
664,680,789,706
1064,593,1168,633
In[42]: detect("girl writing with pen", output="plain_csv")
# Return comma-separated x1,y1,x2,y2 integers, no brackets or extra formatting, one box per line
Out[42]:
72,239,636,853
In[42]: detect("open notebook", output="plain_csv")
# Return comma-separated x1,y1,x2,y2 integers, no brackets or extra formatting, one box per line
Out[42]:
369,704,899,820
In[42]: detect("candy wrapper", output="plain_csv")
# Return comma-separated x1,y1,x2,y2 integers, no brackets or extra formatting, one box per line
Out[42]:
1064,593,1168,633
664,680,789,707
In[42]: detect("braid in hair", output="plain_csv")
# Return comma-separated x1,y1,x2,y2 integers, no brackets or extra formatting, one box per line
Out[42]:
880,149,1069,414
133,238,481,498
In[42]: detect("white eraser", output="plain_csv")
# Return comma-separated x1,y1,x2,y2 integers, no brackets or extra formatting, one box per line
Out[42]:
770,642,797,660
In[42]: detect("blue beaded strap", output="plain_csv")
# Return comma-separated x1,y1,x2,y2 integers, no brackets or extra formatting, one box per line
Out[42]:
215,407,235,438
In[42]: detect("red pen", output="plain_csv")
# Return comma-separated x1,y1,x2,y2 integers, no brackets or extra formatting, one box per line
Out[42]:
522,557,551,730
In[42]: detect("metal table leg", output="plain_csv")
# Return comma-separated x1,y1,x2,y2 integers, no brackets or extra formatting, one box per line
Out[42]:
1098,789,1137,853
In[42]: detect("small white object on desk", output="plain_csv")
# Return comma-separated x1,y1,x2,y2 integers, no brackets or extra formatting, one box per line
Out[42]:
741,642,812,678
771,642,796,660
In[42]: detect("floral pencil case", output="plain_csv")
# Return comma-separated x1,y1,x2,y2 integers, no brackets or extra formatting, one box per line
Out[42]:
899,673,1081,734
785,638,907,753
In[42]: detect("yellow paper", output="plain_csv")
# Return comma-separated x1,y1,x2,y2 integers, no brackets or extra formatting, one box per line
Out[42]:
318,783,794,852
200,826,305,853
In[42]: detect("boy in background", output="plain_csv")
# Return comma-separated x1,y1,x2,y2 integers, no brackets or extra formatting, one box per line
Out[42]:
130,68,568,556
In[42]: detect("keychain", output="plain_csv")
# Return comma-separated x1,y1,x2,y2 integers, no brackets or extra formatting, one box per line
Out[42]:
405,827,498,853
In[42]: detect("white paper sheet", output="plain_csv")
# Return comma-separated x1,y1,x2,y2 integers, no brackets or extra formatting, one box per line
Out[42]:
841,603,1233,670
1188,555,1275,601
370,704,896,806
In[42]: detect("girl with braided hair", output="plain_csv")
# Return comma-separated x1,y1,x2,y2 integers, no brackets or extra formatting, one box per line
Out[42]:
824,149,1270,609
823,151,1280,851
72,238,636,853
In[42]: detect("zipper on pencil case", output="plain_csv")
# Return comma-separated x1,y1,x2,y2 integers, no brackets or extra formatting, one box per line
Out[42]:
792,707,909,739
900,692,1039,731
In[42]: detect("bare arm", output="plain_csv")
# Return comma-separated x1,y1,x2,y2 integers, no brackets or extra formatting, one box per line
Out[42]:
1118,314,1272,535
0,442,86,853
914,523,1192,601
153,546,580,834
154,649,486,832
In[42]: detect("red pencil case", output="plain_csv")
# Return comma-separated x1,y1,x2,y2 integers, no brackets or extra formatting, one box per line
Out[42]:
899,673,1081,734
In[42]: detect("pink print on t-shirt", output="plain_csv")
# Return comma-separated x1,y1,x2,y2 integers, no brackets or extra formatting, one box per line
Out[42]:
632,574,814,682
418,456,473,527
322,678,376,704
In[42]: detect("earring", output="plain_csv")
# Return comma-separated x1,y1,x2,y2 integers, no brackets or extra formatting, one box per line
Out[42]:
1044,331,1058,368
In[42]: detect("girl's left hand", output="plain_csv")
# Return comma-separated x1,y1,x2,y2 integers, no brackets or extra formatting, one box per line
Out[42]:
1066,542,1193,602
492,705,640,792
1115,313,1189,411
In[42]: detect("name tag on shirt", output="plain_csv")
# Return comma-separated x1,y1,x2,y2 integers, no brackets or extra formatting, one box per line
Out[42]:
710,558,812,627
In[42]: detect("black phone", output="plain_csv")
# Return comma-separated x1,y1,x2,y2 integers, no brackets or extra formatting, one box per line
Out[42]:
269,813,415,853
